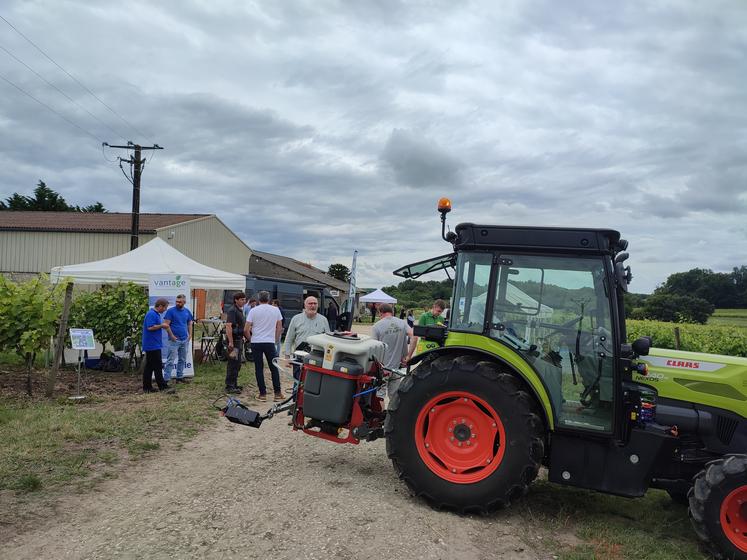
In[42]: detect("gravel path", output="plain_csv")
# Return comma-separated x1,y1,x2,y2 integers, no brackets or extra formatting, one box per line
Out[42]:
4,325,551,560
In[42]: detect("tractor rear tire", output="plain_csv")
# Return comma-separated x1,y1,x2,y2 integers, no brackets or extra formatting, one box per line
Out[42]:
385,354,545,514
689,454,747,560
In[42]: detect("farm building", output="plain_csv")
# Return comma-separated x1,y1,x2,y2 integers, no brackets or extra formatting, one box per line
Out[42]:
249,250,350,307
0,212,351,317
0,211,252,317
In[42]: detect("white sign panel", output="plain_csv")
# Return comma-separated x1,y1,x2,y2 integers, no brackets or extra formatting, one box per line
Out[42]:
148,274,194,378
70,328,96,350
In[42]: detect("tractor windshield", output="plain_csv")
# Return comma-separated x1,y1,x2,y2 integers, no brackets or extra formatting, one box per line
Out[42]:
393,253,456,280
450,251,615,432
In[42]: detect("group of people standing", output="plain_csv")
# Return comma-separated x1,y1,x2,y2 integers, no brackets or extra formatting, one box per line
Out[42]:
224,291,330,401
141,293,194,393
140,291,448,401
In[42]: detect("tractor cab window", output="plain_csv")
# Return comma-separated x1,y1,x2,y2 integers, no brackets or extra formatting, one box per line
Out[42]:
451,252,492,333
490,255,615,433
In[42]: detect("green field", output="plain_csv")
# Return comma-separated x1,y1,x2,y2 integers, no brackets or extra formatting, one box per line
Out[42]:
627,309,747,358
708,308,747,328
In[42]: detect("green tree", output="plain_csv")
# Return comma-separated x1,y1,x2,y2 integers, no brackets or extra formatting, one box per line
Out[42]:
69,283,148,363
382,278,453,310
76,201,107,213
636,293,714,324
327,264,351,282
0,180,107,212
0,275,69,395
0,192,32,210
656,268,738,308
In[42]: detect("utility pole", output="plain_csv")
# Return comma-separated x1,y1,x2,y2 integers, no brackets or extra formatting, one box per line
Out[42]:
104,141,163,250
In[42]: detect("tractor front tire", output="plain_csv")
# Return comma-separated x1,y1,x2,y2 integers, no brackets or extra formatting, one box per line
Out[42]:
385,354,545,514
689,454,747,560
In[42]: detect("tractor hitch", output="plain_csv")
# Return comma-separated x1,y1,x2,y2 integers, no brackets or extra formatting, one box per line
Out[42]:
220,395,296,429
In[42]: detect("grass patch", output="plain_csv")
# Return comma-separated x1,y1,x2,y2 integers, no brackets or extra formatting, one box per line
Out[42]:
0,361,251,495
517,480,707,559
15,473,42,492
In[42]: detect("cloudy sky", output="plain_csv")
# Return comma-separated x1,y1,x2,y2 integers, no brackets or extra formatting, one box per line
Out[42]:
1,1,745,292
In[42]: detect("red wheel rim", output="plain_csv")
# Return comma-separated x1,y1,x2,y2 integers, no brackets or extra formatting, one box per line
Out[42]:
720,485,747,553
414,391,506,484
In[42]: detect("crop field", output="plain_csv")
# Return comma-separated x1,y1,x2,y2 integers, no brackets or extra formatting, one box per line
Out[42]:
628,309,747,357
708,308,747,328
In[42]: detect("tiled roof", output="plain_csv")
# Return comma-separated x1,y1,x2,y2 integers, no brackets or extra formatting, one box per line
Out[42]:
0,212,211,233
252,250,349,291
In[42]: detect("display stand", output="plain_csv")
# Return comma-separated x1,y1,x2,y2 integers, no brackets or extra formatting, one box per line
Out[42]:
70,349,86,401
69,328,95,401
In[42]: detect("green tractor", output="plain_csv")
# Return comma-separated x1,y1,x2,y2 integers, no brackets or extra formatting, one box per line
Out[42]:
386,199,747,559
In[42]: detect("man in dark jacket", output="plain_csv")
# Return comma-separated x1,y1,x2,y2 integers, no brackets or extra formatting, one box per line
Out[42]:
225,292,247,394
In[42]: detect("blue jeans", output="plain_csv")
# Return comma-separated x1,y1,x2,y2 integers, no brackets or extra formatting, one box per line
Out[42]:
164,338,189,381
251,342,280,395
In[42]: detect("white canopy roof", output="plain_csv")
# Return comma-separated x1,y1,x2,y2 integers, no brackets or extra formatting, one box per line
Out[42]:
50,237,246,290
359,288,397,303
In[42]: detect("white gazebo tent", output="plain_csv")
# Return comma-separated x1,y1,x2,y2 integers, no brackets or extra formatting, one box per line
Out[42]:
50,237,245,289
359,288,397,304
49,238,246,380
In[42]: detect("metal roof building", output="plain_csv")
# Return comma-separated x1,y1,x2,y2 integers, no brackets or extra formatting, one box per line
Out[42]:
249,250,349,305
0,211,252,280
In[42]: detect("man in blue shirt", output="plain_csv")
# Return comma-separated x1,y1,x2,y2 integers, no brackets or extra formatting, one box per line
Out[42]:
163,293,194,383
142,298,172,393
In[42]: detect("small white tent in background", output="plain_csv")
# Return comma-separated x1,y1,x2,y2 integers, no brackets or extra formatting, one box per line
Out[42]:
359,288,397,304
50,237,245,289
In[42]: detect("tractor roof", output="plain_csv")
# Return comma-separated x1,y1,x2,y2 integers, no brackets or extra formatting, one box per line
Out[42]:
454,223,622,255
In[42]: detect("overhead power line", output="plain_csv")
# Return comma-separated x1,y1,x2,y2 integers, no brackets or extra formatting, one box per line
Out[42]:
0,42,128,141
0,14,151,141
0,71,103,143
106,142,164,250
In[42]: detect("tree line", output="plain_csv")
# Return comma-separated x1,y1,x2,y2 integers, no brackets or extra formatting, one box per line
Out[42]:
626,267,747,324
1,181,107,212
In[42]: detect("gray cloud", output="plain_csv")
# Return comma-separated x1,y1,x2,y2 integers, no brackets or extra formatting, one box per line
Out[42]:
1,0,746,292
381,129,464,189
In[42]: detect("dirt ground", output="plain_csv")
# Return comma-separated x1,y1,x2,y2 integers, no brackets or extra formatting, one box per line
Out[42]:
3,325,556,560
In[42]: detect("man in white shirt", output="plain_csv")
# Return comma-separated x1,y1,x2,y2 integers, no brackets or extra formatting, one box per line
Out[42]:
246,290,284,402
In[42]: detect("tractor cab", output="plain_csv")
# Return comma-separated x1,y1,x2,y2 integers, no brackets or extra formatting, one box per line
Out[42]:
395,221,631,436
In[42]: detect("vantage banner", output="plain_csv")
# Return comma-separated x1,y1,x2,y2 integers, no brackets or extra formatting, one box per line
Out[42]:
148,274,194,378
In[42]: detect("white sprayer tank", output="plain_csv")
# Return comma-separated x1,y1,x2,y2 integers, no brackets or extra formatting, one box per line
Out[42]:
305,333,385,372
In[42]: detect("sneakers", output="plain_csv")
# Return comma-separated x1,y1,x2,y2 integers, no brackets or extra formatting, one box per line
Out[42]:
274,392,284,402
226,386,242,394
144,388,158,394
160,386,176,394
175,378,189,384
255,393,268,402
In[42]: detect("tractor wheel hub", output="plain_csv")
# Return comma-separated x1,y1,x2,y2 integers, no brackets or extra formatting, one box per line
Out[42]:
453,423,471,442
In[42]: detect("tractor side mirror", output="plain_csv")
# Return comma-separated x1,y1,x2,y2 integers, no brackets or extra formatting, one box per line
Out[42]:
632,336,651,357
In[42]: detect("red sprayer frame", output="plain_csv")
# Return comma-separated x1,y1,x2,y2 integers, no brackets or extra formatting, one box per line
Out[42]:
291,363,385,444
